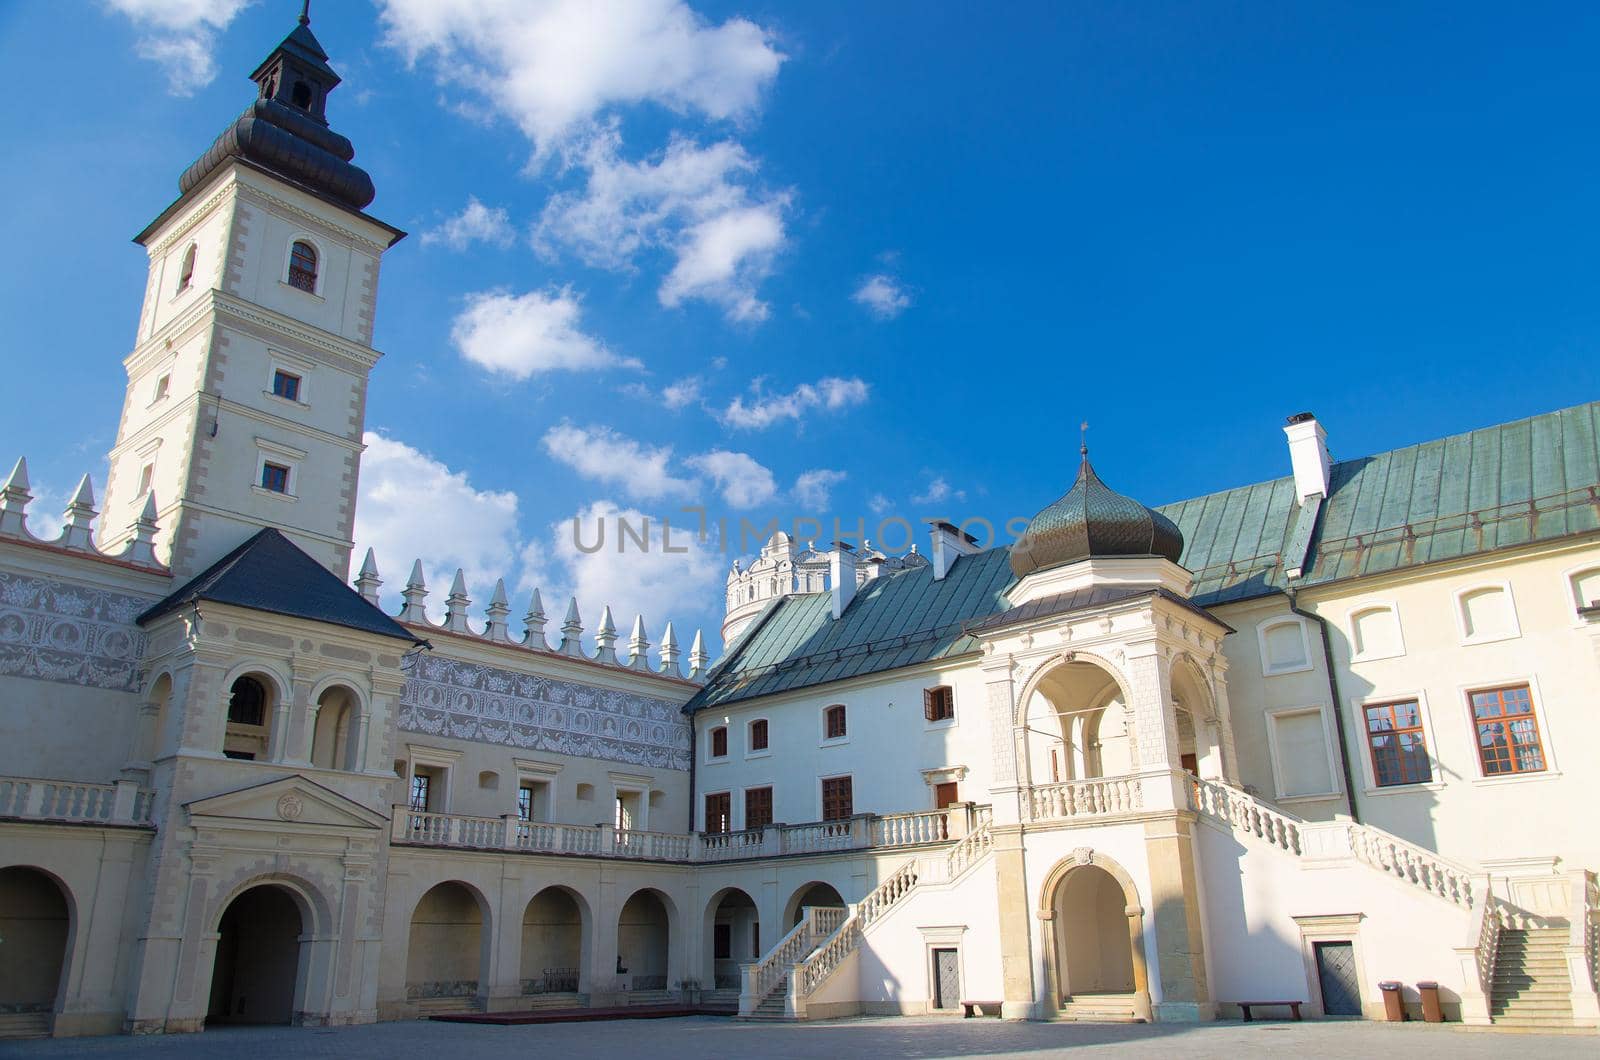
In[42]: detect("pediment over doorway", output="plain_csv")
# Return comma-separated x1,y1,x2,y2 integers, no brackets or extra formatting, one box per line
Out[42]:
185,775,388,831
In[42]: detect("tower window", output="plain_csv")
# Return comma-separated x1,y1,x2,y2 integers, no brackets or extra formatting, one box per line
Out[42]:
137,464,154,496
272,370,302,402
287,240,318,293
153,374,171,402
177,244,196,293
260,462,291,494
291,80,313,110
228,676,267,726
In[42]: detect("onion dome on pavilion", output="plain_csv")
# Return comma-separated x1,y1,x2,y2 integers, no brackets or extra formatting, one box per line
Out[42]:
176,3,375,211
1009,445,1185,578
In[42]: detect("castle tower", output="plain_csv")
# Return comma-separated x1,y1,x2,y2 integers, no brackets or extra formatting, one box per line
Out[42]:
99,6,403,581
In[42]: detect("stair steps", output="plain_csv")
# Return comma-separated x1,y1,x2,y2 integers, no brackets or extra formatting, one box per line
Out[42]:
0,1013,52,1040
1056,993,1143,1023
1490,928,1576,1030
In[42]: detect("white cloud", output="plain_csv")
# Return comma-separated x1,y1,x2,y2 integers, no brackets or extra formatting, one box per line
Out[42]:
352,433,523,613
538,131,790,322
661,377,702,409
451,287,641,380
853,273,912,320
541,423,697,501
421,197,516,250
104,0,253,96
912,476,967,506
867,493,892,516
717,376,870,429
519,499,725,650
792,469,846,509
685,450,775,509
377,0,784,154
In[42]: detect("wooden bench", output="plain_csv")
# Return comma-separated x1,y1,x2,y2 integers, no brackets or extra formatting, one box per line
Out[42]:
961,1000,1003,1018
1236,1000,1303,1022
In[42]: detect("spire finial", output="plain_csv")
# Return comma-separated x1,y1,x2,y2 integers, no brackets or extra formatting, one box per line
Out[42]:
300,0,312,26
1080,420,1089,458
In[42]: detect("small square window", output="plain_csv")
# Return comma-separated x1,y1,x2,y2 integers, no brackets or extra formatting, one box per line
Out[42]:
824,704,847,740
710,726,728,758
749,719,769,752
272,370,302,402
261,462,291,494
153,374,171,402
924,686,955,722
137,464,154,495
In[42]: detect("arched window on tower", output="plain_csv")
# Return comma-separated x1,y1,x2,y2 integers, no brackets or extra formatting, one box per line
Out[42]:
177,243,197,293
287,240,318,293
224,675,273,761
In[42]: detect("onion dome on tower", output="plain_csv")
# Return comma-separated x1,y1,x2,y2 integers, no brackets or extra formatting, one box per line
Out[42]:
176,2,376,211
1009,444,1185,578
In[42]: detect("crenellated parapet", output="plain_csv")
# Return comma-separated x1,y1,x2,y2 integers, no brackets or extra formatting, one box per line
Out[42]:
354,548,711,683
0,458,168,572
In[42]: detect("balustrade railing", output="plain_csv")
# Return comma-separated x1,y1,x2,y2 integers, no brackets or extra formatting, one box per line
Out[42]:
871,810,947,847
698,826,767,861
0,776,153,825
1028,775,1144,821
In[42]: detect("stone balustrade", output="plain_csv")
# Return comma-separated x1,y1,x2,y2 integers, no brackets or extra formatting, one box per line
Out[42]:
0,776,154,826
1026,773,1147,821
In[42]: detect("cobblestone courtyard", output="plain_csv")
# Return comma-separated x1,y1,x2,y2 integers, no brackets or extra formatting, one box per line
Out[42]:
3,1016,1594,1060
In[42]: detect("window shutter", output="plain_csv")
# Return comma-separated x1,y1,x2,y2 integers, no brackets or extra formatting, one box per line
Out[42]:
923,688,936,721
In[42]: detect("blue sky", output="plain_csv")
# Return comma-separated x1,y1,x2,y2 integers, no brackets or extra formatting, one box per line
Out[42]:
2,2,1597,652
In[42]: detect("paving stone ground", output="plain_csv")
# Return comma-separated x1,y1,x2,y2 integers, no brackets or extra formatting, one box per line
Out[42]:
4,1015,1594,1060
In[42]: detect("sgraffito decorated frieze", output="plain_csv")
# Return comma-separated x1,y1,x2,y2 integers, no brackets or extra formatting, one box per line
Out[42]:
0,569,151,692
398,653,691,771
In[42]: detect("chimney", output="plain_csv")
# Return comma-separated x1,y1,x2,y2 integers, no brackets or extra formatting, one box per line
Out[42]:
928,520,982,581
829,542,858,619
1283,412,1330,503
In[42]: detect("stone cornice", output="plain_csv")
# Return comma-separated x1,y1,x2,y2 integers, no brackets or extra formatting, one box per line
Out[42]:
127,289,382,376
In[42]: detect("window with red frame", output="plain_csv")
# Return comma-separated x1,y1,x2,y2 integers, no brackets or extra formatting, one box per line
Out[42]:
1470,684,1546,776
704,791,731,834
824,704,847,740
744,786,773,829
1364,700,1432,786
749,718,769,751
821,776,853,821
710,726,728,758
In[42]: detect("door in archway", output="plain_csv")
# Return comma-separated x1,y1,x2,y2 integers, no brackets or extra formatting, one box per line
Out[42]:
207,885,303,1025
0,867,70,1027
1055,865,1135,998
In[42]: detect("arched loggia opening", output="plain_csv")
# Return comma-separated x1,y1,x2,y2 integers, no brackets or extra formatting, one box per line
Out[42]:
207,884,305,1026
0,867,72,1030
310,684,359,771
784,881,846,929
223,672,277,761
521,887,586,998
407,882,487,1010
1171,656,1222,779
1023,658,1133,784
1038,853,1151,1021
703,888,759,990
616,889,671,992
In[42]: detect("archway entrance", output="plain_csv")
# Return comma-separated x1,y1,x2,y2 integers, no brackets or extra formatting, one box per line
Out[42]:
521,887,584,997
0,867,70,1027
785,882,845,928
207,885,303,1025
616,890,670,992
704,889,758,989
407,882,484,1008
1053,865,1135,998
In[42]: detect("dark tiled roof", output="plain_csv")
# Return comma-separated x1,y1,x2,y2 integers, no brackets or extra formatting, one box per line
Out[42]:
1160,400,1600,607
139,529,419,643
686,548,1015,713
965,584,1230,636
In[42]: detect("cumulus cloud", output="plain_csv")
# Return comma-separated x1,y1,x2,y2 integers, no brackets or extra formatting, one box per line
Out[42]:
717,376,870,430
421,197,516,250
538,130,790,322
792,468,847,509
103,0,252,96
661,377,703,409
685,450,776,509
451,287,641,380
541,423,697,501
867,493,892,516
352,433,523,613
912,476,967,506
377,0,784,155
853,273,912,320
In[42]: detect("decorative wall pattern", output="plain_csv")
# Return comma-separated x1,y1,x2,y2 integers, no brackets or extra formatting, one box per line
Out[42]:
0,570,152,692
398,654,691,771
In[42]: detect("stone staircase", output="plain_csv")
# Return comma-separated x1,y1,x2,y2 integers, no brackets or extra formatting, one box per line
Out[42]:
745,975,791,1020
1490,928,1574,1029
1057,994,1143,1023
0,1012,52,1040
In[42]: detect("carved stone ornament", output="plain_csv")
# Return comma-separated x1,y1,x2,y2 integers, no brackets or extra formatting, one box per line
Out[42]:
1072,846,1094,866
275,793,305,822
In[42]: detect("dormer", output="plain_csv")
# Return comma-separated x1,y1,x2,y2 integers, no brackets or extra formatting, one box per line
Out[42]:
250,5,341,125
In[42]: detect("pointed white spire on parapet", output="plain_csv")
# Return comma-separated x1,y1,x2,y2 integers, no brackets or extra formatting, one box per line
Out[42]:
689,629,709,679
399,560,430,624
627,614,651,670
559,597,585,657
594,605,618,665
0,457,33,538
443,568,473,633
59,474,98,551
354,548,382,606
122,491,161,567
523,588,549,650
484,579,512,643
658,622,682,677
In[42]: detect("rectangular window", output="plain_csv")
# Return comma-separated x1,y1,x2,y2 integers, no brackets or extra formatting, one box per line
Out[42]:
749,718,769,752
821,775,853,821
1364,700,1432,786
260,462,290,494
924,685,955,722
409,772,432,812
1470,684,1546,776
137,464,154,495
745,786,773,829
1270,708,1336,797
271,370,302,402
825,704,847,740
153,374,171,402
705,791,731,834
516,784,534,821
710,726,728,758
714,923,732,960
934,781,959,808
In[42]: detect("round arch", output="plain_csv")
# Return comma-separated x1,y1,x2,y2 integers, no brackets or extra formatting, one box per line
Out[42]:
1035,851,1150,1021
220,659,292,705
1014,651,1136,729
782,880,846,928
406,880,492,1009
616,888,675,992
0,865,75,1025
702,887,760,989
206,882,311,1026
309,680,364,771
1019,653,1138,784
521,885,590,996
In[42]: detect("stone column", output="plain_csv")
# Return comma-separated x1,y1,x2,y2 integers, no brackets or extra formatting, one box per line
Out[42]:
982,653,1022,827
992,831,1037,1019
1142,815,1214,1021
486,865,525,1011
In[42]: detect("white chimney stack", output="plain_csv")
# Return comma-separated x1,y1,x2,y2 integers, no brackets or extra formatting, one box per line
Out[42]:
927,520,982,581
830,542,858,619
1283,412,1331,504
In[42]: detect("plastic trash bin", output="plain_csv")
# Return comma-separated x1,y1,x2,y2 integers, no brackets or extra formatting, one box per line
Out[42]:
1417,981,1443,1023
1379,980,1405,1022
